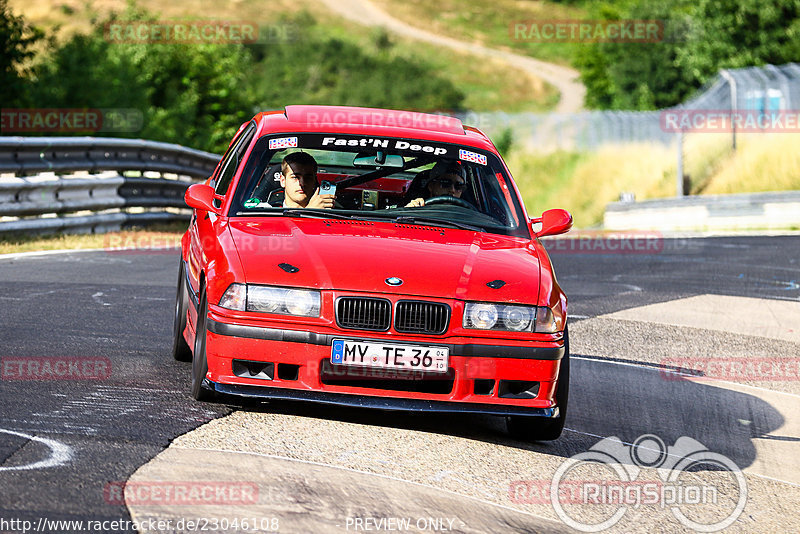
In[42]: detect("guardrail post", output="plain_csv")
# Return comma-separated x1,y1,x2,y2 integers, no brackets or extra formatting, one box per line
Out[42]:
677,130,684,197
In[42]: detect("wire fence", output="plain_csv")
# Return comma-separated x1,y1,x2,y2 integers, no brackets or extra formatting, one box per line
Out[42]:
456,62,800,152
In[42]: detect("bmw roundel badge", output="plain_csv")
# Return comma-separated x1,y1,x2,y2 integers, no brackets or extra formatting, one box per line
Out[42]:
385,277,403,286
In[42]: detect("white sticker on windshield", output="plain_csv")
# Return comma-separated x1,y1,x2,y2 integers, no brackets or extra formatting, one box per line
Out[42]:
269,137,298,150
459,149,487,166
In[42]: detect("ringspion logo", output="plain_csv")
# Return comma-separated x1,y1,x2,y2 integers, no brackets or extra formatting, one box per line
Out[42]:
538,434,747,532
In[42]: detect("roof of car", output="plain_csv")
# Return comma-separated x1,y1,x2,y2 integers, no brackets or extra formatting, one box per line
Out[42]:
251,105,496,152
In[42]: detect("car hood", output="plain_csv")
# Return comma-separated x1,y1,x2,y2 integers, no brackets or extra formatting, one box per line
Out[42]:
228,218,541,303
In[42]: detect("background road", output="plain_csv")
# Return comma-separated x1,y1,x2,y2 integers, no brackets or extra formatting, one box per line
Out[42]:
321,0,585,114
0,235,798,532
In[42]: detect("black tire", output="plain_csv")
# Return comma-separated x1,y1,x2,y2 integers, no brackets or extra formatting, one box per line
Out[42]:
171,260,193,362
506,326,570,441
191,290,215,401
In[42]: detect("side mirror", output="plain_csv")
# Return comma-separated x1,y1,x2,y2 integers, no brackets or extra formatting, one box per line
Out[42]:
185,184,219,214
531,208,572,237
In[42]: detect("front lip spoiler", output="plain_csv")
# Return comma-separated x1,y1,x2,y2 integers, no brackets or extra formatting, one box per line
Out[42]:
204,379,558,418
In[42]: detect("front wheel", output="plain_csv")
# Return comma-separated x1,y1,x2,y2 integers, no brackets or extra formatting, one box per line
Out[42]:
191,291,215,401
506,326,570,441
171,260,193,362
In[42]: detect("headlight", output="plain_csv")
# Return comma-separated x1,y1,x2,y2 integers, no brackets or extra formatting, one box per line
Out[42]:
219,284,320,317
463,302,558,333
284,289,318,316
502,305,534,331
249,285,320,317
465,303,499,329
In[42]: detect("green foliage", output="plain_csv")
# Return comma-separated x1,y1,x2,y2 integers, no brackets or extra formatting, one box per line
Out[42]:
18,6,464,153
28,6,259,151
675,0,800,84
493,128,514,157
576,0,800,110
0,0,44,107
245,15,464,112
577,0,698,110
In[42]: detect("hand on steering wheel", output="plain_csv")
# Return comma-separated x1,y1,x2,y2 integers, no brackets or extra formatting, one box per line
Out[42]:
423,195,476,210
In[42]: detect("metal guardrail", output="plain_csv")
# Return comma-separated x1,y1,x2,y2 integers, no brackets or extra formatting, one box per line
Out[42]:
0,136,220,235
0,136,219,177
604,191,800,231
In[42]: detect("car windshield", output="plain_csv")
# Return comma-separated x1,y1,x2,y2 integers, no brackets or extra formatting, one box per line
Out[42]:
229,133,529,238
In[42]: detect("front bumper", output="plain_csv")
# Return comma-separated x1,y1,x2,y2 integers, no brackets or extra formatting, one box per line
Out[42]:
204,316,565,416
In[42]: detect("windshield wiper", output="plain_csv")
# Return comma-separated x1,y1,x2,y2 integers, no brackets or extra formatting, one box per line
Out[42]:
282,209,365,221
394,216,483,232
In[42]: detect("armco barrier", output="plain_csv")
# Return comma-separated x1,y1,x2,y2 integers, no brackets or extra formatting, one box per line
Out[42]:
0,136,218,177
605,191,800,231
0,136,220,235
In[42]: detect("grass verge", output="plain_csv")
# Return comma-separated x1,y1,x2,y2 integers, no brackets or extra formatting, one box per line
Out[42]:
509,132,800,227
0,222,186,255
371,0,588,65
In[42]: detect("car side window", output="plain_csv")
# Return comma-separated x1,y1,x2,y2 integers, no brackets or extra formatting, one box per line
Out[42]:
214,123,257,199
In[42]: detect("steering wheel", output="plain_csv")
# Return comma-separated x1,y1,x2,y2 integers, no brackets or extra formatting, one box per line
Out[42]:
424,195,476,210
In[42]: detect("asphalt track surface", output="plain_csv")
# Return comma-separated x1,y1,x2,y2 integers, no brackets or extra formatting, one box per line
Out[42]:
0,235,798,532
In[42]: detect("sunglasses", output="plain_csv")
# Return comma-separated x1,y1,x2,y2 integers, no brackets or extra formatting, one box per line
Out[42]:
432,178,466,191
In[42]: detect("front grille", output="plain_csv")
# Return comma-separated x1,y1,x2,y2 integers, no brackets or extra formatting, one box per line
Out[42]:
336,297,391,331
395,301,450,334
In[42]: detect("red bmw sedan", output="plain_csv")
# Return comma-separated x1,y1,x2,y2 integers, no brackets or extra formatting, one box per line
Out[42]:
173,105,572,440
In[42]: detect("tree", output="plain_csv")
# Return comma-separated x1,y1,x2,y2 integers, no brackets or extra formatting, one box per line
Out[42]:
30,7,254,152
574,0,800,110
676,0,800,85
0,0,43,107
576,0,697,110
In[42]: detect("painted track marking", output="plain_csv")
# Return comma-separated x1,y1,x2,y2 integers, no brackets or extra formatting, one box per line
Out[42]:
0,428,72,471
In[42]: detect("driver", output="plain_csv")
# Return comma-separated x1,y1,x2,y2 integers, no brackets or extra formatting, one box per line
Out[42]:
280,152,335,209
405,160,467,207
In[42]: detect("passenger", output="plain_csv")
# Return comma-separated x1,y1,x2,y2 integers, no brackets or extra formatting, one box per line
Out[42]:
280,152,335,209
405,160,467,207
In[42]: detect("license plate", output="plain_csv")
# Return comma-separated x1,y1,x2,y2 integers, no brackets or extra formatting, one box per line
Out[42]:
331,339,449,373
